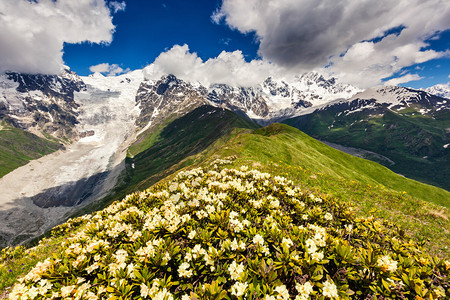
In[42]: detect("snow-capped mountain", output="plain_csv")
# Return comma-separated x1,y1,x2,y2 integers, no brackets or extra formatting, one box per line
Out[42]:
0,69,361,142
133,72,361,129
343,85,449,114
425,83,450,100
0,67,448,247
283,85,450,191
0,69,85,140
135,74,209,133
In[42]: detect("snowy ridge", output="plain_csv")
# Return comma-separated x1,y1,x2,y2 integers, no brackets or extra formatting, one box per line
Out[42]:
0,69,84,139
133,72,361,125
0,70,145,246
286,85,447,122
425,83,450,100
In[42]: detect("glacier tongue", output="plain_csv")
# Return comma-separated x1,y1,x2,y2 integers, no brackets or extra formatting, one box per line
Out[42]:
0,70,144,246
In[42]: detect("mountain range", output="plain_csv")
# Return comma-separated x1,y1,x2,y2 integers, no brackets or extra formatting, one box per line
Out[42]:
0,68,449,248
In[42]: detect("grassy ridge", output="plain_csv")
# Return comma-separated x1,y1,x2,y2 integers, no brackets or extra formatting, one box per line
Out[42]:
127,106,258,191
206,123,449,256
80,109,449,256
1,160,449,299
284,108,450,191
0,123,62,177
1,108,449,295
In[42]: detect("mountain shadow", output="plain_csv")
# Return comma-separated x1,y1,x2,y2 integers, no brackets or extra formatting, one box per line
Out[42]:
127,105,259,190
73,105,259,217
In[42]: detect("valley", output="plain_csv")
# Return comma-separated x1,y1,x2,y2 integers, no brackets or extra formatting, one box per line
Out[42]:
0,69,449,251
0,71,143,246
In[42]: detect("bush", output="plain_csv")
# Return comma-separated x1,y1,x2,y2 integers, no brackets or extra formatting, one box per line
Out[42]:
8,161,449,299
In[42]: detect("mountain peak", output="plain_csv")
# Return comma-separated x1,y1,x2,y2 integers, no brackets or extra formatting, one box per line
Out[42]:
425,83,450,99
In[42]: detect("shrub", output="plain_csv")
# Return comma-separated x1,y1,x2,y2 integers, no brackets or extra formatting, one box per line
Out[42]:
8,161,449,299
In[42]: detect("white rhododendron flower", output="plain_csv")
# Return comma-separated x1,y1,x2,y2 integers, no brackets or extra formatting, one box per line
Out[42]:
228,260,245,281
281,237,293,248
377,255,398,272
253,234,264,245
322,280,338,298
274,284,290,299
178,262,193,278
188,230,196,239
230,281,248,297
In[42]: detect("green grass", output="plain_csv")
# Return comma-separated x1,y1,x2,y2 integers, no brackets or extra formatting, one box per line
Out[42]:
0,236,66,293
1,109,449,296
126,106,258,190
127,116,177,158
0,122,62,177
284,108,450,191
72,106,258,217
205,123,450,256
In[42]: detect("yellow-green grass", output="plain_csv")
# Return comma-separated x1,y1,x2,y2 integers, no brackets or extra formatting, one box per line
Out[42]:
204,123,449,257
0,122,61,178
2,112,449,296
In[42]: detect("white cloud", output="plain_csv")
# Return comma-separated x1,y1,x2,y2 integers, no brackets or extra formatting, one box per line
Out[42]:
0,0,117,75
89,63,130,76
109,1,126,13
214,0,450,88
143,44,284,87
384,74,423,86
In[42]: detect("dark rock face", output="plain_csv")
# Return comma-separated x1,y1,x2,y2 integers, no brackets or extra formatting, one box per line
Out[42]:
1,70,86,140
135,75,209,131
6,71,85,101
208,84,270,118
79,130,95,138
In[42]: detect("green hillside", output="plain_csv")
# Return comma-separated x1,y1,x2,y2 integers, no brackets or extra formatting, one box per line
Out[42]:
1,159,449,299
0,122,62,177
284,108,450,191
75,107,448,257
1,106,449,297
77,106,259,214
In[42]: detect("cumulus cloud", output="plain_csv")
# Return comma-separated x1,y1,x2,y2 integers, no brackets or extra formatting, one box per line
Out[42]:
0,0,117,75
143,44,284,87
384,74,423,86
109,1,126,13
213,0,450,87
89,63,130,76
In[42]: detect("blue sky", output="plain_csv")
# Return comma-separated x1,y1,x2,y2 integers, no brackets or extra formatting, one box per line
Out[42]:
63,0,259,76
1,0,449,89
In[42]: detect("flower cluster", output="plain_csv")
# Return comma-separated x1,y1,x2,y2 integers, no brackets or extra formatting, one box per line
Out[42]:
7,163,450,299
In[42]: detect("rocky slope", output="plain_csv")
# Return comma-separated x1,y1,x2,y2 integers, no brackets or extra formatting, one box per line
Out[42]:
0,70,144,247
134,72,361,130
0,69,85,140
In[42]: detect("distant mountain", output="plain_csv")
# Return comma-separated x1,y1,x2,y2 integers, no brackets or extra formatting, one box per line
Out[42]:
1,68,448,191
1,66,450,253
0,69,85,140
425,83,450,99
133,72,360,131
284,85,450,190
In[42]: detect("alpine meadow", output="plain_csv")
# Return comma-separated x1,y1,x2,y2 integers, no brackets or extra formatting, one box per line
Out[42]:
1,0,450,299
